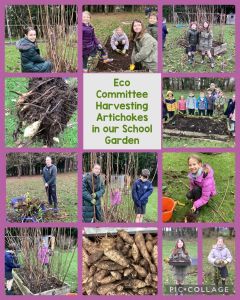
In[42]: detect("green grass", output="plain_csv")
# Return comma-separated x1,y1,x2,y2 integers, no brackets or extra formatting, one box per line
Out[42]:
5,41,77,73
162,153,235,222
5,77,78,148
163,23,235,73
90,12,150,42
203,237,235,293
162,238,198,294
51,249,78,293
6,173,78,222
162,90,235,148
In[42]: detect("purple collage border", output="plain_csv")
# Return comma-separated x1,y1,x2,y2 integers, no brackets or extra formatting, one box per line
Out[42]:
0,0,239,299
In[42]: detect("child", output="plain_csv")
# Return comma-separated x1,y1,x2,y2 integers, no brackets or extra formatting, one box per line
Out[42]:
16,27,53,73
196,91,207,116
110,26,129,54
186,91,197,115
162,18,168,50
38,239,51,274
186,155,216,215
82,11,113,72
165,91,177,118
208,236,232,288
147,13,158,41
178,95,187,114
214,90,226,117
5,244,20,295
206,90,215,116
199,21,214,68
169,239,191,294
162,98,168,121
131,19,158,72
224,94,236,136
186,22,199,64
132,169,153,223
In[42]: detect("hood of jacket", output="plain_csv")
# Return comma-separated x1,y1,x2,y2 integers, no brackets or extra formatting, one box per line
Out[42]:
16,37,36,51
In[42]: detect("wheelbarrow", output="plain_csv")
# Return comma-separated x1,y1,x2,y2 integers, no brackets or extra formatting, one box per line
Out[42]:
9,196,47,223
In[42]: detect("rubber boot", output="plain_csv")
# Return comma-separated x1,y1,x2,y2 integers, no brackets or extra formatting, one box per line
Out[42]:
188,55,192,64
201,55,205,64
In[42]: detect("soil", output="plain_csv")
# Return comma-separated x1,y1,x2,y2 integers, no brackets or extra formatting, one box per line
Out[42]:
94,36,147,72
164,114,228,136
17,268,63,294
13,78,77,146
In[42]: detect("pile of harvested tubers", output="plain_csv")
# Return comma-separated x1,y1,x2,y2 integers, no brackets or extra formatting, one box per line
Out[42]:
82,229,158,295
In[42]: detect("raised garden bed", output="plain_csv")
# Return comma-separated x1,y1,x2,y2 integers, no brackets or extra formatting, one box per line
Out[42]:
163,114,229,142
13,270,70,295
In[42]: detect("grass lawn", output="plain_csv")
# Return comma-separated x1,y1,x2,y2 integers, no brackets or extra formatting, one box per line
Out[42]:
162,90,235,148
51,249,78,293
203,237,235,293
90,12,150,42
5,41,78,73
5,77,78,148
162,238,198,294
163,23,235,73
6,173,78,222
162,152,235,222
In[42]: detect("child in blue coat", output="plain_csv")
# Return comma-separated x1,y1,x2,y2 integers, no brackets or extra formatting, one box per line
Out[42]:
132,169,153,223
196,91,208,116
5,244,20,295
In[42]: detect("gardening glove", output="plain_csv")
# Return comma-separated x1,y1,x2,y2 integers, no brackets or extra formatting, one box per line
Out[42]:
215,259,221,265
115,49,121,53
91,199,96,205
45,183,48,187
223,260,228,265
91,193,96,199
130,64,135,71
122,49,126,55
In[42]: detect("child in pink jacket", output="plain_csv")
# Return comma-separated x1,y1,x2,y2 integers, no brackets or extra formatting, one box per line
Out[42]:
38,239,51,272
186,154,216,215
178,95,187,114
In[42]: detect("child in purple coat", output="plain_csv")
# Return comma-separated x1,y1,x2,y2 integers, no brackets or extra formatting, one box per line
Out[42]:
82,11,113,72
186,155,216,215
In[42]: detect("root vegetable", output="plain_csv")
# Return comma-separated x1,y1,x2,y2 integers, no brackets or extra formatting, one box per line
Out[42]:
146,240,153,253
88,265,97,277
116,236,124,251
132,243,140,262
152,245,158,267
95,261,125,271
104,249,129,267
122,244,131,255
88,250,103,265
145,233,153,241
94,270,108,282
83,248,90,265
124,279,147,289
135,232,152,262
140,258,149,269
110,271,122,280
124,268,133,277
97,283,122,295
82,262,89,284
100,237,116,250
83,237,96,254
98,275,117,284
132,264,147,278
145,273,152,285
152,274,158,282
118,230,134,244
138,287,157,295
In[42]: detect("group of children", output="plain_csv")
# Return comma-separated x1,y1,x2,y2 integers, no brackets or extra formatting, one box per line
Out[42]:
82,11,158,72
168,236,232,294
163,86,236,136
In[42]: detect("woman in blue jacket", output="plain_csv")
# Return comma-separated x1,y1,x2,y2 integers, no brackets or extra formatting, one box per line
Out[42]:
16,27,53,73
132,169,153,223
